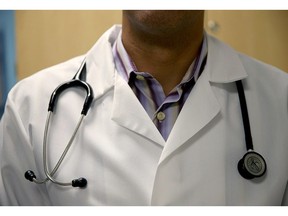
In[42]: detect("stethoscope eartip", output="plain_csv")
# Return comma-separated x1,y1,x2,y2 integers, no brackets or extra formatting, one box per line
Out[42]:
25,170,37,182
72,177,88,188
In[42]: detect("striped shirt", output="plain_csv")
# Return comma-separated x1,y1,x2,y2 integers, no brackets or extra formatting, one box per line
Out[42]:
112,31,208,140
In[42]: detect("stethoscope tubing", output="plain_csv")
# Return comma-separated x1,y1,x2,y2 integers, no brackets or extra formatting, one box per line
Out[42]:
236,80,253,151
42,112,85,186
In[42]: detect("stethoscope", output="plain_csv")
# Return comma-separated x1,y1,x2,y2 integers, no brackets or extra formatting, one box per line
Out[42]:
25,59,93,188
24,59,267,189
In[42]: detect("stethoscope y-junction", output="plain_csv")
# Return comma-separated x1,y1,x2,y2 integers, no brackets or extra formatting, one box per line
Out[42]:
24,59,267,189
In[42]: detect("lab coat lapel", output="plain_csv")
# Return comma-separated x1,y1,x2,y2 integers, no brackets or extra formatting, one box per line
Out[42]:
85,25,165,146
111,74,166,146
158,34,248,164
159,71,220,164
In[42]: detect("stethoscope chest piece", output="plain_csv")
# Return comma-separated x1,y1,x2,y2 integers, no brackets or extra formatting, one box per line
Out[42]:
238,151,267,179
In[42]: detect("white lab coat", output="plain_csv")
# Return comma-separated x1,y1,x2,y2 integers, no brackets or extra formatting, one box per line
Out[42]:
1,25,288,206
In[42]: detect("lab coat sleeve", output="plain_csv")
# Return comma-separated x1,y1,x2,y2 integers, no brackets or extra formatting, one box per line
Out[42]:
0,92,51,205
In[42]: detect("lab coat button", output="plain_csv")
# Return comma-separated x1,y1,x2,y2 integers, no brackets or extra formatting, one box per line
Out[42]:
156,112,166,121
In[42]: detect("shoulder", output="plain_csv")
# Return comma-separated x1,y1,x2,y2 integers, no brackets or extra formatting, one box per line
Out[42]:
4,56,85,122
6,24,122,111
207,33,288,86
10,25,122,96
8,56,84,102
237,53,288,101
238,52,288,81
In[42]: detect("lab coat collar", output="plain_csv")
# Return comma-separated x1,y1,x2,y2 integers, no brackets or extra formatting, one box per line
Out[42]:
207,35,248,83
84,25,122,100
84,27,248,100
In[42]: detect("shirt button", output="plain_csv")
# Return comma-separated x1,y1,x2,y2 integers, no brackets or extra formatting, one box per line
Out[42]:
136,75,145,80
156,112,166,121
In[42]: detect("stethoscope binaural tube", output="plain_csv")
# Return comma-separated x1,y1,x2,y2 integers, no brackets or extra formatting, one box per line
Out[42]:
24,60,93,188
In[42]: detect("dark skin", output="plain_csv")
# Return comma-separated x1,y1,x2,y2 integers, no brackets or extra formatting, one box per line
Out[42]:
122,10,205,95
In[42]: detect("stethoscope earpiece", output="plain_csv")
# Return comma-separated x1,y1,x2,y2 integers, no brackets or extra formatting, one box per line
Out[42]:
238,151,267,179
24,170,37,182
72,178,88,188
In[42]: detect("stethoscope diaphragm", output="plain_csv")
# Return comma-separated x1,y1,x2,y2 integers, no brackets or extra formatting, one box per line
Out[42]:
238,151,267,179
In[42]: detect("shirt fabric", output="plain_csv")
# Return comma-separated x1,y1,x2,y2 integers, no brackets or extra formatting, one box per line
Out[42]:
112,31,208,140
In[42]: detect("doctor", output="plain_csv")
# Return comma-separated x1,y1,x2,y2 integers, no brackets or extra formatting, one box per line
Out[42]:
0,11,288,205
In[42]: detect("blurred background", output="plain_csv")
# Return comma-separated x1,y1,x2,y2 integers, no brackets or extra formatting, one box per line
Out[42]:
1,10,288,116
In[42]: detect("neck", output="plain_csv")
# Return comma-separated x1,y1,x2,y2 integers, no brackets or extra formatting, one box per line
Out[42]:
122,11,204,95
